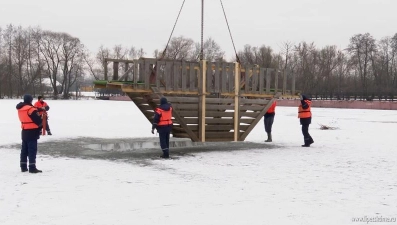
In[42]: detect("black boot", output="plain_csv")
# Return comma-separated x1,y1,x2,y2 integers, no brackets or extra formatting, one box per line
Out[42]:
160,149,169,159
21,162,28,172
29,165,42,173
302,138,311,147
265,133,272,142
47,130,52,135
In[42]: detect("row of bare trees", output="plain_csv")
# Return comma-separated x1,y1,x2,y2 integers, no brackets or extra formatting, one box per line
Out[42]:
1,23,396,100
236,33,397,100
0,25,88,99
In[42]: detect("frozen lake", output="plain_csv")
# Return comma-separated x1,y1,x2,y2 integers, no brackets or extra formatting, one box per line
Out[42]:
0,99,396,225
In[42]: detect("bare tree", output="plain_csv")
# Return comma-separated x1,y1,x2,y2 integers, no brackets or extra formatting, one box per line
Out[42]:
40,31,62,98
347,33,377,98
191,37,225,62
163,36,194,60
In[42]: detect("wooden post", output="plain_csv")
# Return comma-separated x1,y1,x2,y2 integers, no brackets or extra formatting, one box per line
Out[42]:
234,62,240,141
124,62,129,81
113,62,119,80
104,59,108,80
266,68,271,94
199,60,207,142
274,70,279,93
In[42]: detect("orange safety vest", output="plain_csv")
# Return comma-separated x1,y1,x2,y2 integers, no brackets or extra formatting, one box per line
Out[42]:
18,105,39,130
156,107,173,126
34,101,48,116
298,100,312,118
267,101,276,113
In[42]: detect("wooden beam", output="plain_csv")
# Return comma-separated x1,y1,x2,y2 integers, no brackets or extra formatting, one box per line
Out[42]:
234,62,240,141
105,58,135,63
199,60,207,142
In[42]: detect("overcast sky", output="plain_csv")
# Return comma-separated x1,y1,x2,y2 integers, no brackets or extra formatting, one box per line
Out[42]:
0,0,396,60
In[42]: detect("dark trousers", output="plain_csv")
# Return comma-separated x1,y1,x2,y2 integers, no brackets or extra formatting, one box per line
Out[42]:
264,115,275,133
20,139,38,169
42,116,50,131
157,125,172,152
301,124,313,144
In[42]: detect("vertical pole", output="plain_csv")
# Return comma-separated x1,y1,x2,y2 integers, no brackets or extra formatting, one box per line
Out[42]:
199,60,207,142
200,0,204,60
234,62,240,141
283,69,287,95
291,70,296,96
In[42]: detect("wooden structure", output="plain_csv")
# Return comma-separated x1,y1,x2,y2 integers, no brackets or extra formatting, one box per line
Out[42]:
94,57,298,142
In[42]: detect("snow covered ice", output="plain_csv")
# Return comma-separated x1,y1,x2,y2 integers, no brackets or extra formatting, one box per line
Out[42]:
0,99,396,225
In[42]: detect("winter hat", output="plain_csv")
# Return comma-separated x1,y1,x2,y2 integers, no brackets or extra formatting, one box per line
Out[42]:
160,97,168,105
23,94,33,103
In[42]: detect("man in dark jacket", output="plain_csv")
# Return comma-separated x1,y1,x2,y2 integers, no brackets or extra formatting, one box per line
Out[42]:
298,94,314,147
16,94,43,173
152,97,173,158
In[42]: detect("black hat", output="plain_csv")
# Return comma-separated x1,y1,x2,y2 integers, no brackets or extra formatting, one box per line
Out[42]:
160,97,168,105
23,94,33,103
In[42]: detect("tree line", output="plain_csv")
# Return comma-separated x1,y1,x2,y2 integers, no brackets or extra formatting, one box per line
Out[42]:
1,24,396,100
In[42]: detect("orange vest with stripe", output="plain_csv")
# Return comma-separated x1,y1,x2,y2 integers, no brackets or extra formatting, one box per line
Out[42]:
34,101,48,116
267,101,276,113
298,100,312,118
18,105,39,130
156,107,173,126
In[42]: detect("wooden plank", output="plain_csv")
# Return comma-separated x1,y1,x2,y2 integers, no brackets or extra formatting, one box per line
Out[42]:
244,66,250,93
189,62,197,91
144,60,150,89
239,98,277,141
113,61,119,80
241,98,271,105
177,111,258,118
274,70,279,93
205,132,234,138
172,104,263,111
229,64,234,92
221,63,227,93
164,61,173,91
252,66,259,94
173,62,181,91
234,62,240,141
266,68,272,94
259,68,265,94
214,62,220,93
167,96,199,103
181,61,187,91
105,58,135,63
187,124,249,131
206,62,212,93
199,60,207,142
205,98,234,104
133,60,139,89
155,61,164,88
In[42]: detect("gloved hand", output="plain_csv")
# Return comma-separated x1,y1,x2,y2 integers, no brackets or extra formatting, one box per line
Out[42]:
151,128,155,134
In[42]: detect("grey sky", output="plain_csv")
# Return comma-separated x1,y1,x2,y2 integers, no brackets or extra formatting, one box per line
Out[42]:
1,0,396,60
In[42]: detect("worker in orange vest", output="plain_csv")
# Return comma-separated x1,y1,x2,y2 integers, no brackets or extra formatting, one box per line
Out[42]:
34,96,52,135
298,94,314,147
264,100,277,142
16,94,43,173
152,97,173,158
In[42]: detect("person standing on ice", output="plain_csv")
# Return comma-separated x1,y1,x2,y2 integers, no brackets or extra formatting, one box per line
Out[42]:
152,97,173,158
298,94,314,147
34,96,52,135
16,94,43,173
264,100,276,142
